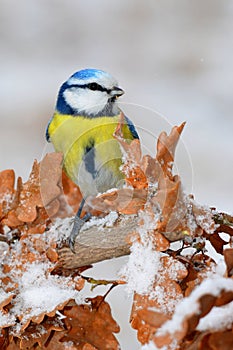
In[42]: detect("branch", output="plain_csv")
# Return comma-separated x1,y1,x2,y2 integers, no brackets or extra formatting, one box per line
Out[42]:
57,215,137,269
57,215,192,269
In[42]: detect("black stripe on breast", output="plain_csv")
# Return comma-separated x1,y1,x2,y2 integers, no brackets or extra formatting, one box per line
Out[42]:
83,138,97,178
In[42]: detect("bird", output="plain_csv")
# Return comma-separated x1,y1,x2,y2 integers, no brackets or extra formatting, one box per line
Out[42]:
46,68,139,251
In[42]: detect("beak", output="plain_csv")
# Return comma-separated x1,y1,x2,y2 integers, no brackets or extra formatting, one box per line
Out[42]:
110,86,124,98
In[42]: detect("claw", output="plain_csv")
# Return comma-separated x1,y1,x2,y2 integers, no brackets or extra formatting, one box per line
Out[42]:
68,198,92,253
68,215,86,252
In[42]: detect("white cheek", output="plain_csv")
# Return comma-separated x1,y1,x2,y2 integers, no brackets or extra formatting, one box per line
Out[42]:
64,89,109,115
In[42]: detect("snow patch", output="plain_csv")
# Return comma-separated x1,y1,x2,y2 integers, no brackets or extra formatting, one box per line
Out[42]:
198,300,233,332
140,340,178,350
120,210,161,295
120,238,162,295
45,217,73,244
7,261,84,332
0,311,15,328
81,211,118,231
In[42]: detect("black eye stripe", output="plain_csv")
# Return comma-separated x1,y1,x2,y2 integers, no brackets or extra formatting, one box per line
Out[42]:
69,83,111,94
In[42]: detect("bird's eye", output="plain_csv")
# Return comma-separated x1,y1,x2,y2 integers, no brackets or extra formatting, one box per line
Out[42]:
88,83,99,91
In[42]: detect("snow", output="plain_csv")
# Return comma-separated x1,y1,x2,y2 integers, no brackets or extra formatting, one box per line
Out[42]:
0,237,85,333
157,277,233,337
81,211,119,230
120,237,162,295
43,217,73,245
140,340,178,350
0,311,15,328
184,195,219,235
140,342,161,350
120,210,162,295
10,261,83,332
197,300,233,332
44,211,119,246
119,208,186,314
0,242,9,262
0,289,12,304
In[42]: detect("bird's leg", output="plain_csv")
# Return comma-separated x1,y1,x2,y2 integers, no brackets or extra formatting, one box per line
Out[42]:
68,198,91,252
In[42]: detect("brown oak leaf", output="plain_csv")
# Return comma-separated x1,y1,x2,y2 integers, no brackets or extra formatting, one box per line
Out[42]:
156,122,186,180
153,285,233,348
14,319,65,349
224,248,233,277
62,296,120,350
131,293,170,345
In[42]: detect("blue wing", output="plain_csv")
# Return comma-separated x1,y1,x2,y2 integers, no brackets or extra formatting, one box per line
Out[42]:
124,115,139,139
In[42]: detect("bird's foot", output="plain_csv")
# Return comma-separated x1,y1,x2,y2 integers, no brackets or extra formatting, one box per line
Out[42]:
68,213,92,253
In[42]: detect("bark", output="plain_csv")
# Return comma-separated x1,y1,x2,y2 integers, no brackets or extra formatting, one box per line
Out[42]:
57,215,137,268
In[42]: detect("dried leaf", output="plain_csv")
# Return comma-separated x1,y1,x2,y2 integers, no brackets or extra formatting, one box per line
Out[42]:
153,231,170,251
153,284,233,347
0,170,15,199
131,255,188,344
16,154,63,223
224,248,233,277
92,187,147,215
62,171,83,214
2,210,23,228
208,330,233,350
46,246,59,262
0,170,19,225
0,293,14,311
131,293,167,345
113,112,142,166
16,319,64,349
62,296,120,350
208,232,228,255
184,255,215,296
0,328,9,350
1,118,233,350
155,175,183,233
192,203,217,234
16,160,44,222
141,154,161,183
156,122,186,180
39,153,63,208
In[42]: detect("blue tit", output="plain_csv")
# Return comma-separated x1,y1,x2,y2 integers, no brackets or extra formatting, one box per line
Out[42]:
46,68,139,251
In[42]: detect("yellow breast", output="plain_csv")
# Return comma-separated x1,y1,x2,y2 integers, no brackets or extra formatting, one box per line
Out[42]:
48,112,132,195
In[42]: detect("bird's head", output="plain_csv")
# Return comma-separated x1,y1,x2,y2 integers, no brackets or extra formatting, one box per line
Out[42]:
56,68,124,117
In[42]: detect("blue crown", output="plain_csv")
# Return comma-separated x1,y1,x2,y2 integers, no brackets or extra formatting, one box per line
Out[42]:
70,68,110,80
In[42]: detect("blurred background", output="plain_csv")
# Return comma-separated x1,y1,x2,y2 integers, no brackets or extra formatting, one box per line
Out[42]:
1,1,233,348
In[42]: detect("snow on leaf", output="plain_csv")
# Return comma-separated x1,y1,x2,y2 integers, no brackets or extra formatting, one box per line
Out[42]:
15,319,65,349
0,290,14,311
192,202,218,235
0,169,15,207
153,277,233,347
10,261,79,332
